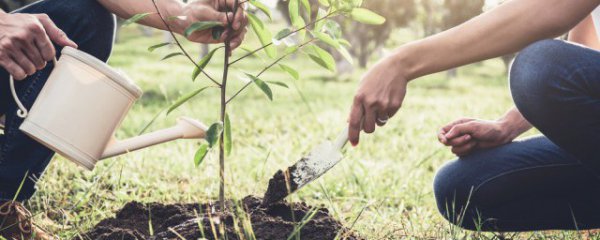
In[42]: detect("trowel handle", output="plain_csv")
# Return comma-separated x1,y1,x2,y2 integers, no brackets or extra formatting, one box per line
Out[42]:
334,127,349,150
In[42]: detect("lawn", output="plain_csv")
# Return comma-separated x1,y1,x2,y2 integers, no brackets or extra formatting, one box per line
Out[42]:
24,26,587,239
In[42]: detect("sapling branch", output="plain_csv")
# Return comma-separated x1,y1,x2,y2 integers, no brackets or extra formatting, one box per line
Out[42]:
151,0,221,86
226,38,316,104
229,11,337,66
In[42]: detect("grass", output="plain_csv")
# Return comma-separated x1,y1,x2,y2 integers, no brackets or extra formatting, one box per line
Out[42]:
20,26,597,239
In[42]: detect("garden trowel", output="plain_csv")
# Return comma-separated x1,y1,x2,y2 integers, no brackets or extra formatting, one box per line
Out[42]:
262,127,349,206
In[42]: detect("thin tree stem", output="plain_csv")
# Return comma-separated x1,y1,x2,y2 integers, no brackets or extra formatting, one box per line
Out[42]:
226,39,315,104
151,0,221,86
218,0,240,211
228,11,336,66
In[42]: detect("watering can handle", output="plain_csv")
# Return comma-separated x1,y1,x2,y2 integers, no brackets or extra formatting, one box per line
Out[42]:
9,58,57,119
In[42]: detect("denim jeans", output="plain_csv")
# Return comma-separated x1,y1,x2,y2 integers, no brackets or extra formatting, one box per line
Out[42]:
0,0,115,201
434,40,600,231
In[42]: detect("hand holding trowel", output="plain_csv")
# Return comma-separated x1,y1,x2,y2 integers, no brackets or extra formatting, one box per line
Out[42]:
262,126,350,206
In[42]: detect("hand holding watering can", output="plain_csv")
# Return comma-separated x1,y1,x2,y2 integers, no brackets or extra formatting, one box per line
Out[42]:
9,47,207,170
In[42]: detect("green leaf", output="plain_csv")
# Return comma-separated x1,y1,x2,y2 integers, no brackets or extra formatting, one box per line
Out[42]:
206,122,224,148
307,45,336,72
224,114,232,156
167,87,210,114
245,73,273,101
289,0,300,26
161,52,183,61
267,81,289,88
314,32,340,49
338,38,351,47
350,8,386,25
192,47,222,81
184,21,223,37
247,13,276,58
323,20,342,38
278,64,299,80
314,8,328,31
250,0,272,20
338,45,354,65
212,26,225,40
148,42,171,52
274,28,292,41
301,0,311,19
292,15,307,41
123,13,153,26
194,143,209,167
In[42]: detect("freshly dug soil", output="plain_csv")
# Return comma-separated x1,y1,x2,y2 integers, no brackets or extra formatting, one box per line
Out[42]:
263,166,299,206
77,196,361,240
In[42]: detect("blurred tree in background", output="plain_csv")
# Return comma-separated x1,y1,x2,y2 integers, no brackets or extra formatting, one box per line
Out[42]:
341,0,417,68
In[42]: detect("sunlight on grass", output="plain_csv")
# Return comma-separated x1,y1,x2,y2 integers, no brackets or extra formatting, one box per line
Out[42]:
24,28,583,239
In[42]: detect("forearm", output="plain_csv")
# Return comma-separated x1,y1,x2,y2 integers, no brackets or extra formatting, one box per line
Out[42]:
392,0,600,80
97,0,186,34
498,107,532,141
568,15,600,49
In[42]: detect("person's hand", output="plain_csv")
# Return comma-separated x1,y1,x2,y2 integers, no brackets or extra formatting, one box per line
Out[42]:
179,0,247,50
348,56,408,146
0,13,77,80
437,118,514,156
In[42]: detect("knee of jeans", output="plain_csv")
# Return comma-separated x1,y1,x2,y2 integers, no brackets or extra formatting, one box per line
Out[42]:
63,0,115,61
509,39,568,121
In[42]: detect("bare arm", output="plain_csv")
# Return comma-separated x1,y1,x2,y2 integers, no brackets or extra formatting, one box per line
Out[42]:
568,14,600,49
97,0,247,47
97,0,185,33
348,0,600,146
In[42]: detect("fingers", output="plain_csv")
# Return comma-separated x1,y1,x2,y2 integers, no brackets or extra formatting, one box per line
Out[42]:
36,14,77,49
446,134,471,147
363,104,377,134
10,51,36,76
2,57,27,80
19,40,45,70
441,118,474,133
445,122,477,139
452,141,478,157
348,96,364,146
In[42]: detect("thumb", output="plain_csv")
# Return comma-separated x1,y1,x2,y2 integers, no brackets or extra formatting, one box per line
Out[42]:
445,122,476,139
37,15,77,48
204,8,232,26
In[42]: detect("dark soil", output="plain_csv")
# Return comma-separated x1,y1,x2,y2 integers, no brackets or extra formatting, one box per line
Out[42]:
262,166,299,206
76,196,361,240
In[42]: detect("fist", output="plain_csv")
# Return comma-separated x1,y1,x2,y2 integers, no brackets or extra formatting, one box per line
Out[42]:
0,13,77,80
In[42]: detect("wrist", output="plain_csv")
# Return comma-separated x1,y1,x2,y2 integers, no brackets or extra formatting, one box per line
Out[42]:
389,42,425,81
497,118,519,142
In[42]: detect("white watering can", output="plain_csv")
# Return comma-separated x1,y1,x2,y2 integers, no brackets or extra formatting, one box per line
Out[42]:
8,47,207,170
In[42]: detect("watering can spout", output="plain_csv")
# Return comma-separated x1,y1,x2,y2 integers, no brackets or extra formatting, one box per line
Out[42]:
101,117,207,159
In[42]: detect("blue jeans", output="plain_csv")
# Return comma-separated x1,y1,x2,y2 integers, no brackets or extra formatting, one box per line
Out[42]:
0,0,115,201
434,40,600,231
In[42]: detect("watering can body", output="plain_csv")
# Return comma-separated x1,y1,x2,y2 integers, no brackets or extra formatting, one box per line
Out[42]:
13,47,207,170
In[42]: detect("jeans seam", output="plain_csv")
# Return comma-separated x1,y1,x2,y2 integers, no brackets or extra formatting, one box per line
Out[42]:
0,71,43,165
472,163,582,194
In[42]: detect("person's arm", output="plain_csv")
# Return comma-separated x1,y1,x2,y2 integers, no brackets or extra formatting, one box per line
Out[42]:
437,108,532,156
97,0,247,48
568,14,600,49
348,0,600,146
0,10,77,80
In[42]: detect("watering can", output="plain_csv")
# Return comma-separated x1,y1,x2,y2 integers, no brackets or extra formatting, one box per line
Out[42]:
8,47,207,170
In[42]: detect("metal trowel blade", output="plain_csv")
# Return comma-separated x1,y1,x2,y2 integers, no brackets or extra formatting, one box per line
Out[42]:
262,127,348,205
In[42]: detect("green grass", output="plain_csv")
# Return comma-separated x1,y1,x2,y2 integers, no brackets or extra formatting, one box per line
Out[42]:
23,27,596,239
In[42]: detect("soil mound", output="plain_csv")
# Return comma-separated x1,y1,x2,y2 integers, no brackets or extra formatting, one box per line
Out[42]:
76,196,361,240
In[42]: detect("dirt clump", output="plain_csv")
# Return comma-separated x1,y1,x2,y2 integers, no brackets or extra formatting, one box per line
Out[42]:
77,195,361,240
